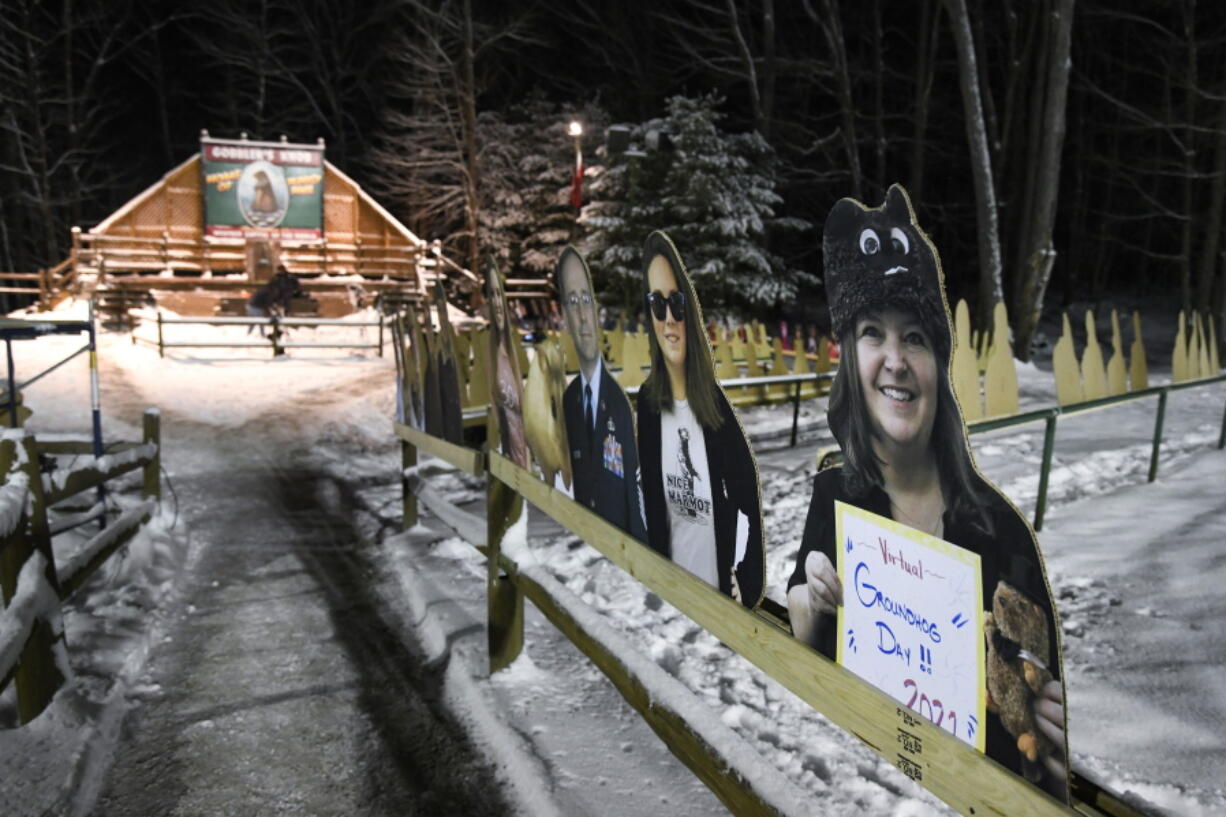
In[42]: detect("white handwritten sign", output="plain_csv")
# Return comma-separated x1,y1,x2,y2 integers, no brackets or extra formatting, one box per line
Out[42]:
836,501,986,751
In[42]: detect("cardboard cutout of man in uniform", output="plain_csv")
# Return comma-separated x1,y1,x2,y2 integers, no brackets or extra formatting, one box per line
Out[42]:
556,248,648,541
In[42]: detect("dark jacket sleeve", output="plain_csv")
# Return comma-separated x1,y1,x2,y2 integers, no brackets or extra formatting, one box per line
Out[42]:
789,468,838,591
716,400,764,609
620,396,649,542
635,393,668,558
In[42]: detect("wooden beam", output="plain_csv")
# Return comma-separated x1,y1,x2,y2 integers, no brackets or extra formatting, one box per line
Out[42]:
56,501,155,600
392,422,484,476
487,452,1081,817
44,445,155,507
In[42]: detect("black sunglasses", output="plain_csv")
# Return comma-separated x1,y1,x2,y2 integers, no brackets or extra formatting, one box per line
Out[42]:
646,290,686,322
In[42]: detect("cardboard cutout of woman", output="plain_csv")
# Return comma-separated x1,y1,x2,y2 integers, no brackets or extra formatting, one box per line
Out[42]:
391,307,424,430
404,307,427,430
556,247,648,541
487,262,530,469
421,311,444,439
636,231,765,610
786,185,1069,800
432,282,465,445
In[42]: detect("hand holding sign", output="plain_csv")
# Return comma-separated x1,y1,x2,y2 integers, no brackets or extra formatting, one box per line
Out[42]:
805,550,843,616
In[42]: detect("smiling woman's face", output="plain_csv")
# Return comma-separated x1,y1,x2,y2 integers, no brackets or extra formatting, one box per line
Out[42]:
855,307,938,457
647,254,686,374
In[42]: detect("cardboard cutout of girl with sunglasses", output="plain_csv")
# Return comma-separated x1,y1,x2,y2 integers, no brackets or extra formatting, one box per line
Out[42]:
787,185,1069,801
556,248,649,541
637,231,765,610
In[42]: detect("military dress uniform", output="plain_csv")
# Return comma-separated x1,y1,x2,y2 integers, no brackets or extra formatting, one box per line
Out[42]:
564,361,647,542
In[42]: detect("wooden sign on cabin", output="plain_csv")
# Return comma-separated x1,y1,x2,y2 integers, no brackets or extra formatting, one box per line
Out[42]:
201,135,324,241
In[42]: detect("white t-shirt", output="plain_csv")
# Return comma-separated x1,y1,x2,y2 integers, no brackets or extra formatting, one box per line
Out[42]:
660,400,718,588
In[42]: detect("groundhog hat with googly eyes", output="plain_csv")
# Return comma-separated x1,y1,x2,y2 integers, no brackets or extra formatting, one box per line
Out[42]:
823,184,951,362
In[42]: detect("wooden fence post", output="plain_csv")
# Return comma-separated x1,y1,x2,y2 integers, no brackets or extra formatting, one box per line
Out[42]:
1148,389,1168,483
270,316,285,357
156,311,164,358
7,434,65,723
143,408,161,502
486,420,524,674
1033,414,1058,532
401,438,417,529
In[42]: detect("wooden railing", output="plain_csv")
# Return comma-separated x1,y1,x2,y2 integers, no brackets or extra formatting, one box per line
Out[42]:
0,409,161,725
392,418,1155,817
75,232,427,281
130,308,386,359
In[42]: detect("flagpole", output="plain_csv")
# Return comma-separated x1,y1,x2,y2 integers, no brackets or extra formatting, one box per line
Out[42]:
568,120,584,211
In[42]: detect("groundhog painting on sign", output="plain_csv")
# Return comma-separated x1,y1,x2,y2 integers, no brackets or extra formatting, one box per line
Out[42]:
251,169,280,213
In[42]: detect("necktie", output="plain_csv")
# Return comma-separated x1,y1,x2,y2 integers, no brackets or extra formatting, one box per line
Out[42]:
584,383,594,432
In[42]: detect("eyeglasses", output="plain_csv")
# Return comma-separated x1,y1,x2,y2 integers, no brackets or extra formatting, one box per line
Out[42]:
566,291,594,308
646,290,686,322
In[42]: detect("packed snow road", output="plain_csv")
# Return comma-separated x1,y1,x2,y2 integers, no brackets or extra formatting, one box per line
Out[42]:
90,430,513,817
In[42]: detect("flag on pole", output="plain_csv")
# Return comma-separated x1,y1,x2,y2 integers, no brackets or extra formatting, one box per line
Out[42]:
569,154,584,210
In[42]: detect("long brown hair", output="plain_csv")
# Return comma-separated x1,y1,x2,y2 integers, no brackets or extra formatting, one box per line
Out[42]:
638,231,724,430
828,322,992,533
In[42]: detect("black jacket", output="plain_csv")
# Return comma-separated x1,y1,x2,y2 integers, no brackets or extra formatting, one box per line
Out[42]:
564,364,648,542
789,466,1062,780
637,389,764,609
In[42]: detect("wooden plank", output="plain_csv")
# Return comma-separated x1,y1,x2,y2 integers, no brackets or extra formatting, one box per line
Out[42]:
392,421,484,476
406,472,486,546
488,452,1083,817
34,439,142,455
143,409,161,501
984,302,1020,417
7,436,65,722
1081,310,1107,400
57,501,155,600
1129,312,1149,391
1053,313,1084,406
44,446,155,506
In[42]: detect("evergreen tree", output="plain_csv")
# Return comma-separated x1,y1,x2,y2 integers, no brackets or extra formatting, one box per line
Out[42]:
479,97,609,279
582,94,811,314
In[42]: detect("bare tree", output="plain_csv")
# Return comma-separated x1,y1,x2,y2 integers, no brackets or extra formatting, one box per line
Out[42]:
367,0,542,281
802,0,862,199
1008,0,1075,360
943,0,1004,326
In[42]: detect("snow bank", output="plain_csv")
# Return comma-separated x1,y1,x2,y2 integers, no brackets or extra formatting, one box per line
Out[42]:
518,562,814,816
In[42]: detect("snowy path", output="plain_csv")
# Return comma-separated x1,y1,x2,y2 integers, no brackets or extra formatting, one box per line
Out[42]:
1038,449,1226,802
89,434,514,816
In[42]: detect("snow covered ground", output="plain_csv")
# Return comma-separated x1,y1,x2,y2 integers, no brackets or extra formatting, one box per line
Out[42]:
2,297,1225,816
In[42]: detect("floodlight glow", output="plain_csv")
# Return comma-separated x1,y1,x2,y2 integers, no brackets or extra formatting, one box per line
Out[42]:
568,121,583,137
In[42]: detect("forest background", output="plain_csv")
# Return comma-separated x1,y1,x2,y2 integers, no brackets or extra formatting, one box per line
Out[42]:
3,0,1225,362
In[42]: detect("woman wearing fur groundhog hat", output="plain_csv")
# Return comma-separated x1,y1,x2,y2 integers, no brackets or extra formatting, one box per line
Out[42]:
787,184,1069,800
